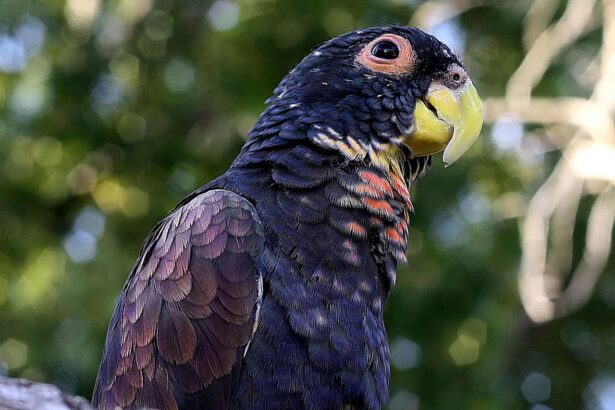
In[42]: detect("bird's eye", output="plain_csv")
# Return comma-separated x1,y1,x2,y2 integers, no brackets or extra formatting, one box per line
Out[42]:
357,34,414,75
371,41,399,60
452,73,461,82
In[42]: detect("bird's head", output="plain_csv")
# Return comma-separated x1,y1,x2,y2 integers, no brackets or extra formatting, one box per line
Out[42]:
257,26,483,169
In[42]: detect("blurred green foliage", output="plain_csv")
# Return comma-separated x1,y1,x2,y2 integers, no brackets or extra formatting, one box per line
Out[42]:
0,0,613,409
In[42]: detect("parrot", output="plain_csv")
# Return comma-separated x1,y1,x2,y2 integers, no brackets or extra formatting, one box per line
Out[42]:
92,25,483,410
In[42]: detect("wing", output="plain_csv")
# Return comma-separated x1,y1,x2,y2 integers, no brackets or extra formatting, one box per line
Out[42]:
92,189,264,410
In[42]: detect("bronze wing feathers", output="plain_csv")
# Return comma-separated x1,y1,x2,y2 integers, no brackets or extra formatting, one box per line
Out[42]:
93,189,264,410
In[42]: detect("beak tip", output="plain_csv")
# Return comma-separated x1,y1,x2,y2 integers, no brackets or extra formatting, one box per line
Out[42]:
441,148,459,168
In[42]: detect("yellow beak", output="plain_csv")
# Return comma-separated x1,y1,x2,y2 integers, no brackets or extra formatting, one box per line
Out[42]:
406,80,483,166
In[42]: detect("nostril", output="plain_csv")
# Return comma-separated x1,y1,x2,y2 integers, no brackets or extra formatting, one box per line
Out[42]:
447,65,468,88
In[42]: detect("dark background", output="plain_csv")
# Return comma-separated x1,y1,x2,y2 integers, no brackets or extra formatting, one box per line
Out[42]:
1,0,614,409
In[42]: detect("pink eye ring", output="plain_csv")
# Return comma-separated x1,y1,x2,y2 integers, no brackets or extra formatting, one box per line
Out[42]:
357,34,414,75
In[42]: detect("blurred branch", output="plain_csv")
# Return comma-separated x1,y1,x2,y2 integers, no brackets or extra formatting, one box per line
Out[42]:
518,162,584,323
484,97,613,144
544,167,584,297
506,0,598,104
594,0,615,125
522,0,559,49
519,181,614,322
514,0,615,323
413,0,614,324
410,0,487,29
555,187,615,314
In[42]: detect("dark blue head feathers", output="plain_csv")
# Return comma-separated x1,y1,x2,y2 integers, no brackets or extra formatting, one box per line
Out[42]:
248,26,462,150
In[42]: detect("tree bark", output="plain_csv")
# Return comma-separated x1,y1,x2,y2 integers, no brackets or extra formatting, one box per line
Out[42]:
0,376,92,410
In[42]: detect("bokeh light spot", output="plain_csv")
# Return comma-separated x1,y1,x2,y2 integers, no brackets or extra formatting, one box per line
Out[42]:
121,187,149,217
116,0,153,25
207,0,240,32
64,230,97,263
0,35,26,73
448,317,486,367
32,136,63,167
449,334,480,366
117,113,147,142
458,189,492,225
110,52,140,85
75,207,106,238
389,390,420,410
9,81,47,118
68,211,105,255
93,179,125,213
144,11,174,41
391,338,422,370
95,14,125,52
163,58,195,92
15,17,46,57
92,180,148,217
67,164,99,195
531,405,553,410
459,318,487,344
521,372,552,404
90,74,123,116
433,210,465,248
65,0,101,31
585,375,615,410
491,115,524,152
12,248,66,309
0,339,28,370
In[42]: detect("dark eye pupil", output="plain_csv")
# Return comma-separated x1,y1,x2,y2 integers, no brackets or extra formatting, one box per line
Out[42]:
371,40,399,60
452,73,461,81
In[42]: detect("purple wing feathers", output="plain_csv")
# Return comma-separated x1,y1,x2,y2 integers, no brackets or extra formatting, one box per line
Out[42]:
92,189,264,409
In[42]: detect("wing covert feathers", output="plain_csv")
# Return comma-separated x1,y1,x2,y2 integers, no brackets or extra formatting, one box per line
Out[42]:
93,189,264,410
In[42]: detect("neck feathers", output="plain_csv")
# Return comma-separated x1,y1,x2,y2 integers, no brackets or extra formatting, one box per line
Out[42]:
225,118,432,296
